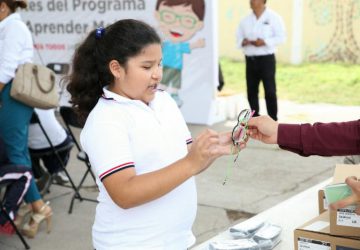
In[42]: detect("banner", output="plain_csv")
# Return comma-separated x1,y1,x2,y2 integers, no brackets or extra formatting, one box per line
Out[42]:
21,0,222,125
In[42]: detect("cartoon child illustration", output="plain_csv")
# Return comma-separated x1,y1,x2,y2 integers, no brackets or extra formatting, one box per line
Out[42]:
155,0,206,106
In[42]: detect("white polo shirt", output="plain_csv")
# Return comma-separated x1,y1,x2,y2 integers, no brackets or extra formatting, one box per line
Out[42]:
0,13,33,84
28,109,68,149
236,8,286,56
81,88,196,250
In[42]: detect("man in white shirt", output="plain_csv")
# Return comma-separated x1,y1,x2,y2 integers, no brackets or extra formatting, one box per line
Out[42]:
236,0,286,121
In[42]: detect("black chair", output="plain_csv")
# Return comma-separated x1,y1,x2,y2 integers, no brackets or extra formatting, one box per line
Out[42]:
59,106,97,214
29,112,75,195
0,182,30,249
29,112,87,213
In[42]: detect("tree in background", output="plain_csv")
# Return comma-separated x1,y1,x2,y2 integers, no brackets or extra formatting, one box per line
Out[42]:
309,0,360,63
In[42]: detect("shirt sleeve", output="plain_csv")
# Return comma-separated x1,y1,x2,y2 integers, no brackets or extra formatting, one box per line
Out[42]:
179,117,192,145
278,120,360,157
81,121,134,182
264,13,286,48
183,123,192,145
236,22,245,49
0,21,26,83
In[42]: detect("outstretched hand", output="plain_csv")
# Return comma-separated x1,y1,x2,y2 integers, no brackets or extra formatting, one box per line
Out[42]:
186,129,220,174
247,116,279,144
330,176,360,215
186,128,250,175
215,131,247,155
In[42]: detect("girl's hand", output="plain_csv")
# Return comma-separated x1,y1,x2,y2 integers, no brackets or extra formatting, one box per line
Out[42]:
186,129,221,175
215,131,247,155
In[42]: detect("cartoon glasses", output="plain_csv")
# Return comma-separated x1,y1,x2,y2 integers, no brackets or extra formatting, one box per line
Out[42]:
159,10,198,29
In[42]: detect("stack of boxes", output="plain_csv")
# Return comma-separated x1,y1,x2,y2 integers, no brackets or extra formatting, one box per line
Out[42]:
294,165,360,250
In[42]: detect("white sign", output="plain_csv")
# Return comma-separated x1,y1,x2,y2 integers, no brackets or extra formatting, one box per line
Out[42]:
298,237,331,250
337,206,360,228
20,0,221,125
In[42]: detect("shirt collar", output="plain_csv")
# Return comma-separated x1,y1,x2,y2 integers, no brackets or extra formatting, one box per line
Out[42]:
0,13,21,29
102,86,157,108
251,7,268,21
102,86,131,103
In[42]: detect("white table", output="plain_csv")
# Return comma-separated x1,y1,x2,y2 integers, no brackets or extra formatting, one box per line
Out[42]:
191,178,332,250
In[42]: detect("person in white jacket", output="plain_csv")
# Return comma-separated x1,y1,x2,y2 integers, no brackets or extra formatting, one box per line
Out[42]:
0,0,52,238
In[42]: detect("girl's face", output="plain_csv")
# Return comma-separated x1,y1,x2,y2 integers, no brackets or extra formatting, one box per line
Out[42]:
112,43,163,104
0,2,10,21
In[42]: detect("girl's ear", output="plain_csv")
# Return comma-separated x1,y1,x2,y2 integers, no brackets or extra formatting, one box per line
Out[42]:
108,60,123,79
0,2,5,10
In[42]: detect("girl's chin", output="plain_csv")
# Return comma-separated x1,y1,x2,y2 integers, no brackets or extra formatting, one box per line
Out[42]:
142,94,155,104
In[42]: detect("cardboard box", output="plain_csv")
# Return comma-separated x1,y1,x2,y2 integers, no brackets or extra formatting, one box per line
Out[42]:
294,212,360,250
329,164,360,237
332,164,360,182
330,205,360,237
318,189,328,214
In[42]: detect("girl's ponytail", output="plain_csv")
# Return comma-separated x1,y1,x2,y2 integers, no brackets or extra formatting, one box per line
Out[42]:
67,29,107,123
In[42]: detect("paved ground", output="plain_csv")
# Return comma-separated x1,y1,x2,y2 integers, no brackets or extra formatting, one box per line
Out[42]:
1,94,359,250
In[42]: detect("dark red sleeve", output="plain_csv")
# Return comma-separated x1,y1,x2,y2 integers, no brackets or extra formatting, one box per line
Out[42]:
278,120,360,157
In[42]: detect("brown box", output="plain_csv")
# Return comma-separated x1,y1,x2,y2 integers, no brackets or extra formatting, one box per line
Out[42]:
318,189,328,214
329,164,360,237
330,207,360,237
332,164,360,184
294,212,360,250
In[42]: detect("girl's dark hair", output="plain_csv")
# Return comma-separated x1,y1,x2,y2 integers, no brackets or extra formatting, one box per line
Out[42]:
0,0,27,12
66,19,161,122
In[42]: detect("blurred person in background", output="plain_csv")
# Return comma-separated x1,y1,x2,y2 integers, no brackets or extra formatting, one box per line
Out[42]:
0,0,52,238
0,136,32,235
236,0,286,121
28,108,73,190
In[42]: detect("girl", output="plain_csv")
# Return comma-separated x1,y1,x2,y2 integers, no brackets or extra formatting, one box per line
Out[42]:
67,19,234,250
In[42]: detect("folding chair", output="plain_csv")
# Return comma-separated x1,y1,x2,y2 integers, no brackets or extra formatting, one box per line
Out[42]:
59,107,97,214
0,182,30,249
29,112,88,213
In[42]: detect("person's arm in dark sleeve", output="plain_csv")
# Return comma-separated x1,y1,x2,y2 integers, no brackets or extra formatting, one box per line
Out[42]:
278,120,360,157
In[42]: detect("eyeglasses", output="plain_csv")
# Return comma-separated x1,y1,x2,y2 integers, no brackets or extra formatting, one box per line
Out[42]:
231,109,255,146
159,10,198,29
223,109,254,185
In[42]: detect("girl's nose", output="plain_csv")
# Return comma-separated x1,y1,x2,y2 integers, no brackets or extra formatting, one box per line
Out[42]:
152,67,163,80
